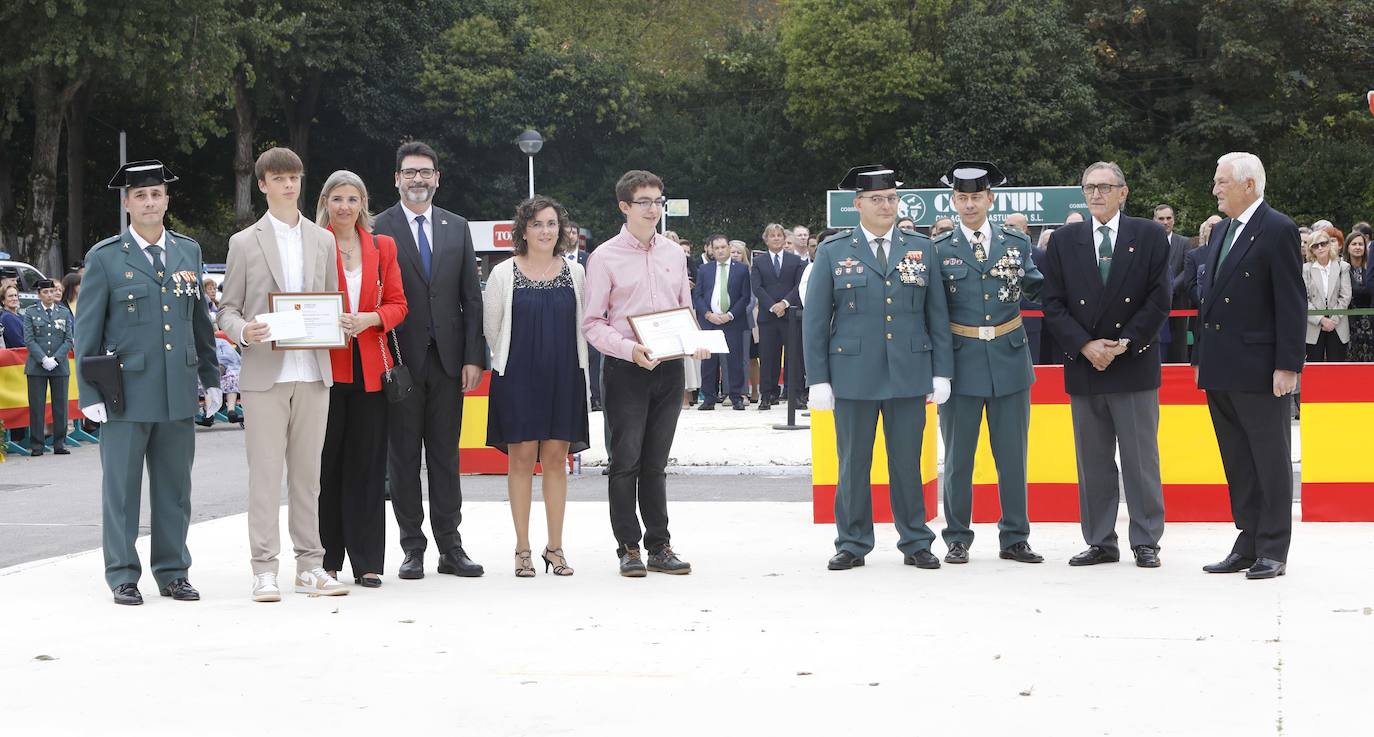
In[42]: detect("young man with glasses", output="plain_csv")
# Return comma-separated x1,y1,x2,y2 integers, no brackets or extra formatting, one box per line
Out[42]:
1039,161,1172,570
583,170,709,577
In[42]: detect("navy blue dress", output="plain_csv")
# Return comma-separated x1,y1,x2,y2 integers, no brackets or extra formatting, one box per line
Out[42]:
487,262,590,454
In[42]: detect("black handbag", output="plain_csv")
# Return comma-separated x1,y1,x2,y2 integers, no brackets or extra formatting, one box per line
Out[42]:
374,276,413,404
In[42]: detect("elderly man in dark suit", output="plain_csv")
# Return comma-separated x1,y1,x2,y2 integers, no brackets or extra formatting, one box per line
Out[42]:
373,141,487,580
1041,161,1171,569
751,222,805,410
1195,152,1305,580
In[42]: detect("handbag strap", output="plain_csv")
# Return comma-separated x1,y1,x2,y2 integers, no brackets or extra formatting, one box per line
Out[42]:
374,269,405,371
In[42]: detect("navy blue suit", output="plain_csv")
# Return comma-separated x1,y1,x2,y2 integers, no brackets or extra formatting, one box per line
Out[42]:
751,249,805,402
1194,201,1304,563
693,260,751,403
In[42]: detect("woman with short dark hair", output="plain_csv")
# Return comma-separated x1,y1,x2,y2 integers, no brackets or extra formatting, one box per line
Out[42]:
483,195,588,577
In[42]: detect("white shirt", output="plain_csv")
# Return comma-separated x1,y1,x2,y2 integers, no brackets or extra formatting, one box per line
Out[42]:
958,220,992,251
405,205,434,257
1312,259,1333,297
264,211,321,384
1090,211,1122,253
1229,197,1264,246
709,260,733,317
344,265,362,315
129,227,169,268
859,224,896,260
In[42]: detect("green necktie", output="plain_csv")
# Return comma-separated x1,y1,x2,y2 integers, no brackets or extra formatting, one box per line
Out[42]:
1217,219,1241,266
1096,225,1112,283
875,237,888,273
717,262,729,312
147,244,165,277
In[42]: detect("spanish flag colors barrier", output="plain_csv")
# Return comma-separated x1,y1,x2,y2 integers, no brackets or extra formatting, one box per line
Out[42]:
0,349,80,430
812,364,1374,524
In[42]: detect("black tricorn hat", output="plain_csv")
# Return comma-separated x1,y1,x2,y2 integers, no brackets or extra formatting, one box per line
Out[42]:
107,160,178,190
839,164,902,192
940,161,1007,192
35,278,57,290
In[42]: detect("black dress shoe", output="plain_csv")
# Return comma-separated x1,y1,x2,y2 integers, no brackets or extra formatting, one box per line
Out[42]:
354,575,383,588
437,548,484,577
29,447,43,457
731,398,745,410
697,402,715,411
589,400,602,413
112,583,143,606
1068,546,1120,566
1245,557,1286,579
194,415,215,428
828,550,865,570
1132,546,1161,568
904,549,941,569
944,541,969,564
1000,541,1045,564
397,552,424,580
159,578,200,601
1202,552,1256,574
53,446,70,455
619,546,647,577
757,400,771,411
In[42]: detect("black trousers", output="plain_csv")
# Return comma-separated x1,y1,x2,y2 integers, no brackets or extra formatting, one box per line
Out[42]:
1305,332,1347,362
1206,390,1293,561
1164,316,1190,363
388,343,465,555
603,356,683,554
27,372,67,448
320,346,389,578
587,344,603,404
758,318,786,401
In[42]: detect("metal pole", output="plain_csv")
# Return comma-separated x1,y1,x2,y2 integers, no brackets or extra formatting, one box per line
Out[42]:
772,306,808,431
527,155,534,199
117,130,128,234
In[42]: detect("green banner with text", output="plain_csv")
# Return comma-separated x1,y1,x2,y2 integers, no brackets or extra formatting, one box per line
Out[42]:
826,186,1088,229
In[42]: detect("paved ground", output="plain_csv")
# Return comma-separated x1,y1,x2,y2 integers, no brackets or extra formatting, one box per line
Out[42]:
1,500,1368,736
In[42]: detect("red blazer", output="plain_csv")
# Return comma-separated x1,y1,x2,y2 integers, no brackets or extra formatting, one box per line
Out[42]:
329,226,409,391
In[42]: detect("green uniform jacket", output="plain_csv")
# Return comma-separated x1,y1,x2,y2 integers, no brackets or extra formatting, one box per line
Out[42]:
75,229,220,422
934,225,1044,397
22,303,74,376
804,227,953,400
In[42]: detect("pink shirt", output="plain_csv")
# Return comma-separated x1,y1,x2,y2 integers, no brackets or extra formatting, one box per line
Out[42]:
582,224,692,361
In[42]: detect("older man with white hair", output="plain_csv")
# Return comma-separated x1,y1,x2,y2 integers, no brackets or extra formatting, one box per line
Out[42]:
1194,152,1305,580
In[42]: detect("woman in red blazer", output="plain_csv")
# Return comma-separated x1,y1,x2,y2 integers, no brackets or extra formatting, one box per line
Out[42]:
315,170,408,588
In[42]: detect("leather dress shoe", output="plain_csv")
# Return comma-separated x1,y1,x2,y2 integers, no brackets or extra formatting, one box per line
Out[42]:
1068,546,1120,566
159,578,200,601
827,550,865,570
731,398,745,410
1202,553,1256,574
757,400,771,411
437,548,484,577
697,402,715,411
944,541,969,564
1000,541,1044,563
1246,557,1286,579
29,447,43,457
1132,546,1161,568
53,446,70,455
903,549,941,569
589,399,602,413
112,583,143,606
397,552,424,580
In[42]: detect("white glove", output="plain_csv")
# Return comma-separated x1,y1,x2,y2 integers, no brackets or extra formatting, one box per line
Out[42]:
41,356,58,371
928,377,952,405
203,388,224,417
83,403,108,423
808,382,835,411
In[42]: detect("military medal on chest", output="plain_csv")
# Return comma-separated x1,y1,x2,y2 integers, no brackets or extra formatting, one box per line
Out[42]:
896,249,927,286
989,246,1026,303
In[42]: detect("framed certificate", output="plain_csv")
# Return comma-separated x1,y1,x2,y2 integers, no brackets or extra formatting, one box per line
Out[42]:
267,292,347,350
627,307,701,361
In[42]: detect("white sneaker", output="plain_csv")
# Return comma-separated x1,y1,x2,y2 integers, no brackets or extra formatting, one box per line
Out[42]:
252,572,282,602
295,567,349,596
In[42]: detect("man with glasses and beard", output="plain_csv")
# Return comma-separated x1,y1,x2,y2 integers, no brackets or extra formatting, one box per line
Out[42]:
372,141,487,581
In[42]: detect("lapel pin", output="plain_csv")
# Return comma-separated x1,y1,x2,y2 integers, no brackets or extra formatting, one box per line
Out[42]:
441,220,449,226
124,271,133,279
1129,247,1135,252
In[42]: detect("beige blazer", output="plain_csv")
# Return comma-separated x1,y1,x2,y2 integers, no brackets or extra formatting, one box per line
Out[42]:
1303,259,1351,344
217,212,338,391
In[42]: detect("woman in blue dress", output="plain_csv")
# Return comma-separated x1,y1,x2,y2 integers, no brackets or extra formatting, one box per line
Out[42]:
483,195,589,577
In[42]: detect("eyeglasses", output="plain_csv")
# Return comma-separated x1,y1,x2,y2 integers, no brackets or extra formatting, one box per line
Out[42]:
628,197,667,209
400,168,437,180
1082,184,1125,196
858,195,900,206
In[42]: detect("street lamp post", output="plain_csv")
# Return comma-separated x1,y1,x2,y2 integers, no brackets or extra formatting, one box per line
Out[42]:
516,129,544,199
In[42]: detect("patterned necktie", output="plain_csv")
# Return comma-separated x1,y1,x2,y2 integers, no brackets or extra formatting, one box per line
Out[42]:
414,214,433,280
773,252,781,275
1097,225,1113,283
147,244,165,278
717,263,730,312
971,230,986,262
1217,219,1241,266
875,237,888,273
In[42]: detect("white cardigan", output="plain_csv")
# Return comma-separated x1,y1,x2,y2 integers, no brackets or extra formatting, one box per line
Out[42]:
483,258,588,375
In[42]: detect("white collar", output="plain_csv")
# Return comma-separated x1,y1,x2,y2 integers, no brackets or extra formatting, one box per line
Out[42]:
267,210,303,236
129,227,167,250
405,205,434,225
859,224,895,246
1234,197,1263,226
958,219,992,244
1091,211,1122,234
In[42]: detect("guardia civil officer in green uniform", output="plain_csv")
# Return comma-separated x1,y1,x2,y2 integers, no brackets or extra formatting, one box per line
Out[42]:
75,161,221,606
804,165,954,571
933,161,1045,564
21,278,75,455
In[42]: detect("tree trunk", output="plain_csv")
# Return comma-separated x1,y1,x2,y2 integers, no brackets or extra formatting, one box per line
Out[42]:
282,69,322,195
64,84,93,267
233,68,257,230
0,146,14,256
21,67,77,275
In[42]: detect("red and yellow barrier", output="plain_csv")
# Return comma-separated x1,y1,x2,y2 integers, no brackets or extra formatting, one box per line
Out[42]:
0,348,80,429
810,403,940,523
1298,364,1374,521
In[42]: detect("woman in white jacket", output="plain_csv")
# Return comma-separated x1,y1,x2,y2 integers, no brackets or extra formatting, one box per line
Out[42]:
1302,230,1352,362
